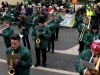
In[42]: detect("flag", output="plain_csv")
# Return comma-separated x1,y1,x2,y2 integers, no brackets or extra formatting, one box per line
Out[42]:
72,0,77,4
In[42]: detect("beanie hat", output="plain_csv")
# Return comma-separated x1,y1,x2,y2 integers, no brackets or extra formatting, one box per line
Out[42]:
91,25,99,30
39,16,45,23
90,40,100,52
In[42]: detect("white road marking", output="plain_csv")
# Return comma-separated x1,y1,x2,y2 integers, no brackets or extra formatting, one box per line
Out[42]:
55,45,79,55
31,65,79,75
0,59,79,75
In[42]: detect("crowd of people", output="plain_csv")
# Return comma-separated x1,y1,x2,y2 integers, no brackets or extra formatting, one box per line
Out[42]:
0,1,65,75
0,0,100,75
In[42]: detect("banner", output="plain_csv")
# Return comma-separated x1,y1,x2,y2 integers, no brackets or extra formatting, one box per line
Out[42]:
60,14,75,27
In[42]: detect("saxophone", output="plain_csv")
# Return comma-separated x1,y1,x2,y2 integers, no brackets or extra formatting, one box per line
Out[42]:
2,11,6,18
8,50,15,75
36,32,41,48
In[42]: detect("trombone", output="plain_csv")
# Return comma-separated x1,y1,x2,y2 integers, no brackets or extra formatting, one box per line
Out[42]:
83,54,94,75
84,54,100,75
79,17,91,41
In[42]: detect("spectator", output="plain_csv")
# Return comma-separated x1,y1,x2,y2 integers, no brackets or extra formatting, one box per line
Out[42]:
26,5,33,16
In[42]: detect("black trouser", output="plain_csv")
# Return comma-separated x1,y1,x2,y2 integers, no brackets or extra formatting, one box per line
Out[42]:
55,27,59,40
48,34,55,52
35,47,46,64
22,35,31,50
6,44,11,48
79,41,84,53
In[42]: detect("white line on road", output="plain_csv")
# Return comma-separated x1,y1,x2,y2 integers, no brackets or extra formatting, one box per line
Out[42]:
0,59,79,75
55,45,79,55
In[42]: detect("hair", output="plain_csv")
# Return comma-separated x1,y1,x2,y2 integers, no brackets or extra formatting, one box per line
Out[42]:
49,13,54,17
19,15,27,25
83,17,88,20
54,7,57,11
34,8,39,14
3,21,10,24
10,34,20,41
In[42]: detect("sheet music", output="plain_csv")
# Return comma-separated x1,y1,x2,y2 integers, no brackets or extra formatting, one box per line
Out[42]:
82,24,88,29
80,59,95,69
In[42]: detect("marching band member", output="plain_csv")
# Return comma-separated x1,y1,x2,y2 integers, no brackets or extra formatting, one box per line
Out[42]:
31,17,51,67
6,34,32,75
75,40,100,75
53,8,63,41
18,15,31,50
2,7,11,22
46,14,57,53
83,25,100,50
0,21,14,48
31,9,40,29
78,17,89,53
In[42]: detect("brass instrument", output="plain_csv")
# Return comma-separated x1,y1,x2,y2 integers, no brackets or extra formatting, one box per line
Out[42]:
79,17,91,41
60,8,66,15
2,11,6,18
8,50,15,75
36,32,41,48
79,27,85,41
83,54,94,75
93,56,100,74
85,17,91,31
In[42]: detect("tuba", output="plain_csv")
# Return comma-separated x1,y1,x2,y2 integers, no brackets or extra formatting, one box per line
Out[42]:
36,32,41,48
8,50,15,75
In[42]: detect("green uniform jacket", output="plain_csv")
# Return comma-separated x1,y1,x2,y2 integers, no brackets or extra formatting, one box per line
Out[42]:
83,32,100,49
0,26,14,45
31,25,51,49
48,20,57,34
18,21,30,36
31,14,40,27
75,49,100,75
6,45,32,75
55,12,63,28
76,14,83,24
4,11,11,22
78,23,88,41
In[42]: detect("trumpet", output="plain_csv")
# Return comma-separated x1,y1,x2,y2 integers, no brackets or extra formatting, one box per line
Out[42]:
36,32,41,48
8,50,15,75
2,11,6,18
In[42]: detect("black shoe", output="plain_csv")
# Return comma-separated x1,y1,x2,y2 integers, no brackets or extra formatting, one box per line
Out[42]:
55,38,58,41
43,63,46,67
46,50,50,52
34,63,40,67
52,51,54,54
